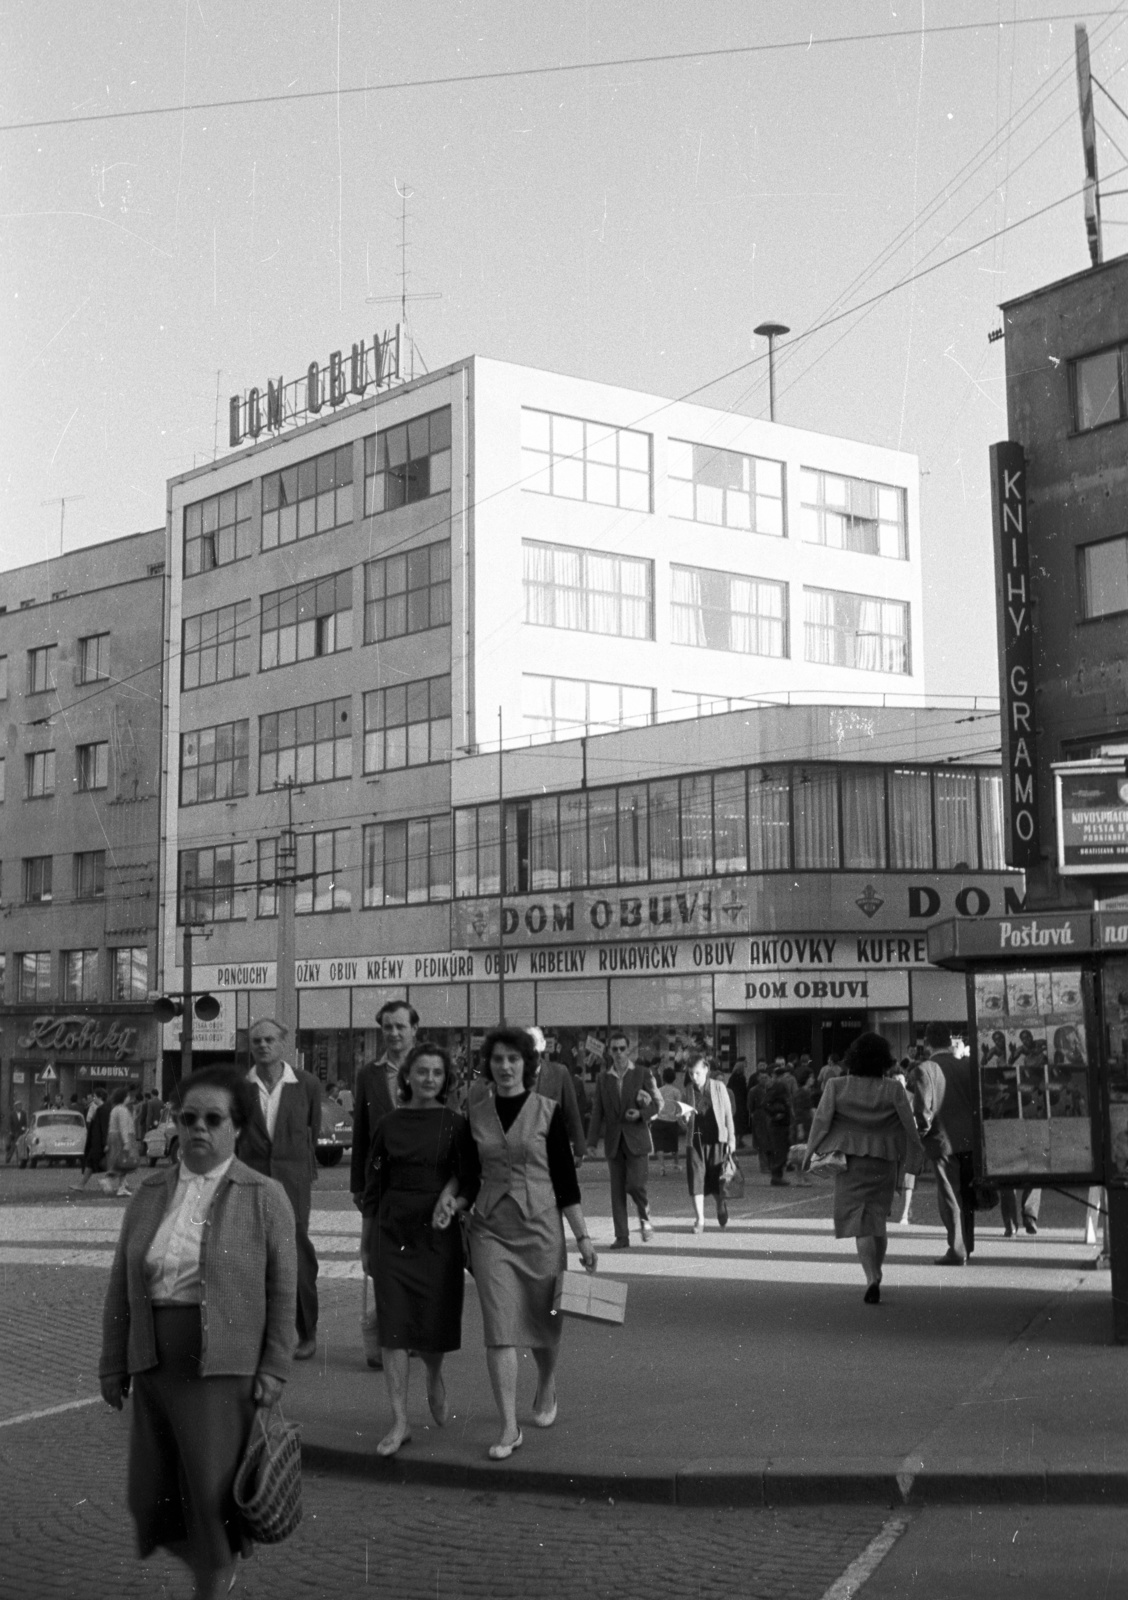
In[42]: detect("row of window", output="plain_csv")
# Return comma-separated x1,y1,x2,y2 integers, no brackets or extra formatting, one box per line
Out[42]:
180,677,453,804
174,763,1004,924
454,764,1006,897
185,408,453,576
17,851,108,904
521,541,910,670
11,743,109,801
181,541,452,690
12,947,148,1003
519,408,909,558
0,636,111,700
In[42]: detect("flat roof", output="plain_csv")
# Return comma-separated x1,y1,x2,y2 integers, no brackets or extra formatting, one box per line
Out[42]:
1000,248,1128,313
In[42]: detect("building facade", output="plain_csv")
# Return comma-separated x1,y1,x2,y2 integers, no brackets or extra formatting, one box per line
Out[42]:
159,344,1014,1079
0,531,165,1115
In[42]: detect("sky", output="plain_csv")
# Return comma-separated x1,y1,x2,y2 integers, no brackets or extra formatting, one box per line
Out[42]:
3,1,1127,698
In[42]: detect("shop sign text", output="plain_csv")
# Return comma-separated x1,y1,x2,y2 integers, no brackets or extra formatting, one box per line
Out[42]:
17,1016,139,1061
990,440,1041,868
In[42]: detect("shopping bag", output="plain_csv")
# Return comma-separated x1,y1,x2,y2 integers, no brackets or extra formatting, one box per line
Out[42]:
719,1153,745,1199
233,1403,303,1544
552,1270,627,1324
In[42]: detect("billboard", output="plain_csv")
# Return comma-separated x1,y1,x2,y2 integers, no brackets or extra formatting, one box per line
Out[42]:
1054,760,1128,877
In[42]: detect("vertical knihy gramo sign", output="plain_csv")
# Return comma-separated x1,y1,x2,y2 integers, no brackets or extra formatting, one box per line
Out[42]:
990,441,1041,868
1054,760,1128,875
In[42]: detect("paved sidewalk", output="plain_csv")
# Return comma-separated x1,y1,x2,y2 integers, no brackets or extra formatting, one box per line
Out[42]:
290,1210,1126,1507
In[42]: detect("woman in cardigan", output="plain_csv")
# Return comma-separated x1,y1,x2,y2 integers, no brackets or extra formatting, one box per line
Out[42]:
804,1033,924,1304
100,1066,296,1600
432,1027,597,1461
678,1055,737,1232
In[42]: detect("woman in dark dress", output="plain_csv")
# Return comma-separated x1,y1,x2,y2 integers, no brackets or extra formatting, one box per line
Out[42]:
362,1043,469,1457
680,1055,736,1233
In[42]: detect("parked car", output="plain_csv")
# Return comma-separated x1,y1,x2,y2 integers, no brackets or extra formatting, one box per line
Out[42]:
17,1110,88,1168
144,1112,180,1166
316,1102,353,1167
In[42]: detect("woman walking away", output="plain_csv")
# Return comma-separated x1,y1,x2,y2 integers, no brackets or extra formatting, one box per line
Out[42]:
99,1065,296,1600
652,1067,683,1176
679,1055,736,1233
105,1087,140,1198
363,1044,470,1457
804,1033,923,1305
436,1027,597,1461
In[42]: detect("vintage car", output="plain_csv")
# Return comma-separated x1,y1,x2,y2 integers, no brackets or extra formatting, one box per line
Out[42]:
316,1101,353,1167
144,1112,180,1166
18,1109,88,1168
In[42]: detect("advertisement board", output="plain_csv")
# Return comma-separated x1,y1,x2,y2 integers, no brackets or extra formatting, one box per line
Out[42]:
1054,760,1128,876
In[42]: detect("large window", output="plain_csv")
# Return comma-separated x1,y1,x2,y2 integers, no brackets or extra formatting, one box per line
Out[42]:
363,815,452,906
363,677,451,772
1080,536,1128,619
182,602,252,690
178,845,244,923
261,571,352,669
25,750,55,798
1073,345,1125,432
799,470,907,560
78,634,110,683
112,947,148,1001
17,952,51,1001
295,828,352,914
76,742,109,792
804,588,910,675
668,440,783,535
184,485,253,576
521,675,654,740
670,566,787,657
73,850,106,900
262,444,353,549
364,542,451,642
888,769,933,869
523,542,653,638
27,645,57,694
364,407,451,515
180,720,250,805
22,856,52,903
256,838,279,919
259,697,352,789
62,950,99,1002
521,409,651,510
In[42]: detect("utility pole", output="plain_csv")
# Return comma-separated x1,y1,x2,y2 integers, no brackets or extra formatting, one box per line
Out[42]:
1076,24,1103,267
181,890,195,1082
497,707,506,1026
275,781,298,1047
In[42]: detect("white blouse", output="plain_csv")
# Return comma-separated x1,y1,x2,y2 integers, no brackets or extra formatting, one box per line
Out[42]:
144,1156,235,1305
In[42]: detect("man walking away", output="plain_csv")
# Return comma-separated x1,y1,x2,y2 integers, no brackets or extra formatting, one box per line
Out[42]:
238,1018,322,1357
764,1063,794,1186
915,1021,977,1265
587,1031,662,1248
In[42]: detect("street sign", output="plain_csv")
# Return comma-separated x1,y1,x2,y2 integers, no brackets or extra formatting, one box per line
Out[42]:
34,1065,57,1083
1054,760,1128,876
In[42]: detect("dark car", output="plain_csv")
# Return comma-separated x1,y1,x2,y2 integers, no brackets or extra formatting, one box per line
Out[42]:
316,1101,353,1168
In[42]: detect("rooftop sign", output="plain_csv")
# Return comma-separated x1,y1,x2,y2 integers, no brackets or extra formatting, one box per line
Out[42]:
228,326,403,449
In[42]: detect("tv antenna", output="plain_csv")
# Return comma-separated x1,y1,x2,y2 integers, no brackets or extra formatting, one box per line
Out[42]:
41,494,86,557
1076,24,1103,267
366,179,441,380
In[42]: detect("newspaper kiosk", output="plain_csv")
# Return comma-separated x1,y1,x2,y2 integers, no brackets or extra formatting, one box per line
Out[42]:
927,909,1128,1341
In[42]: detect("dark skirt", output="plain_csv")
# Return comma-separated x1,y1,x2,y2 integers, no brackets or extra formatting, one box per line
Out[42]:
652,1120,680,1155
686,1136,725,1198
129,1306,255,1569
372,1194,466,1352
832,1154,898,1239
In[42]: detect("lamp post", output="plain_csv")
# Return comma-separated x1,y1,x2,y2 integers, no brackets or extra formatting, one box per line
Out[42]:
753,321,789,422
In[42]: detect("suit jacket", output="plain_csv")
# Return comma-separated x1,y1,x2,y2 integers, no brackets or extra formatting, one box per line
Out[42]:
350,1056,399,1195
237,1064,321,1227
587,1062,662,1158
100,1157,297,1381
535,1059,587,1157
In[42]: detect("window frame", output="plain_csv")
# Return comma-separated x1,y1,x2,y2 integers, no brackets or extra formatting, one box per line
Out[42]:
363,407,452,516
25,749,56,799
362,676,452,774
520,408,652,511
22,855,53,904
75,741,109,792
667,438,785,536
180,720,250,806
260,570,353,671
73,849,106,900
77,633,110,684
803,586,911,676
363,540,452,643
258,697,353,791
522,540,654,639
184,484,254,577
112,946,149,1002
1078,533,1128,622
1071,344,1127,434
27,645,58,695
182,601,253,691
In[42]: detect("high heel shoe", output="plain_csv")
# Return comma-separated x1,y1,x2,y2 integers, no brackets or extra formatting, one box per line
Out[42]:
863,1283,881,1305
488,1429,523,1461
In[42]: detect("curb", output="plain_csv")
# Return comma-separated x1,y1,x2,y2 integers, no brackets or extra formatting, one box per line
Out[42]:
301,1440,1128,1507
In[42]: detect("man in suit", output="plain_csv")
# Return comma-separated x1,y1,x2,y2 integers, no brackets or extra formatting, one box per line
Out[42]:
587,1030,662,1249
526,1026,586,1162
350,1000,418,1367
914,1021,977,1266
237,1017,322,1358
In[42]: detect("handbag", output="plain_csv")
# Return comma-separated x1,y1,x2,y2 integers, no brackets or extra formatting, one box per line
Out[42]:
808,1150,848,1174
233,1403,303,1544
719,1152,745,1199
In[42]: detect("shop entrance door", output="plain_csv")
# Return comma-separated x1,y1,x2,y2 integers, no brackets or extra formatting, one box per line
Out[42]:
767,1011,866,1065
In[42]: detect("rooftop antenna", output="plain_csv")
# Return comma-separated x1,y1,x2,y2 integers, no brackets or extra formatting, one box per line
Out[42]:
366,179,441,380
41,494,86,557
1076,24,1103,266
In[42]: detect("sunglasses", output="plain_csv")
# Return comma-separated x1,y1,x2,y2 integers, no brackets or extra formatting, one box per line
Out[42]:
175,1110,231,1130
608,1044,630,1053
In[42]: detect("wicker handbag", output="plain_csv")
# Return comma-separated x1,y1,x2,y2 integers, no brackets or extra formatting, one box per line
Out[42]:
233,1403,303,1544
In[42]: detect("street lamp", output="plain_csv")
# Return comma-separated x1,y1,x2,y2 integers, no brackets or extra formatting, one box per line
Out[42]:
753,321,790,422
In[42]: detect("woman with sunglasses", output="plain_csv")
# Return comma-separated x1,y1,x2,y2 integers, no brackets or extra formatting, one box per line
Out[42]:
99,1066,297,1600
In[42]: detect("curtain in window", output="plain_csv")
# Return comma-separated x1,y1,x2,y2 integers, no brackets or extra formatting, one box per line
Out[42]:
729,577,756,655
793,768,840,868
552,546,584,630
619,558,650,639
841,769,886,869
618,784,649,881
888,770,933,868
503,802,525,894
586,553,618,635
855,598,883,671
804,590,835,665
530,796,560,891
670,567,707,646
454,809,477,898
882,601,908,673
935,773,978,868
679,774,713,876
978,773,1005,869
477,804,501,896
713,769,748,874
430,813,452,900
748,768,791,870
648,780,680,879
407,819,430,903
587,788,618,884
523,543,554,626
559,792,588,886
